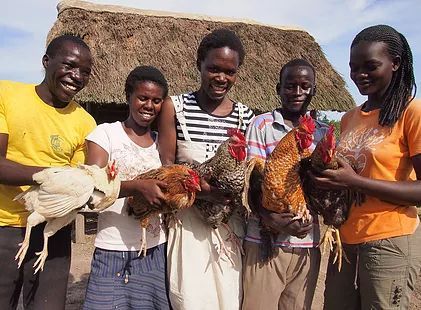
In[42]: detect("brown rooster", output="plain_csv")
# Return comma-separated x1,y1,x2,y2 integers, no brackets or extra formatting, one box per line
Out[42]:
262,114,315,218
192,128,256,263
127,164,201,256
301,125,363,271
249,115,316,260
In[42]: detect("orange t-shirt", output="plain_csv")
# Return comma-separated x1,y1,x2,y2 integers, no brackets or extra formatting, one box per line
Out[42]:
338,99,421,244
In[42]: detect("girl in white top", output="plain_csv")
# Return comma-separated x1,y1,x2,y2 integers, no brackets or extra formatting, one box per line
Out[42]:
83,66,170,309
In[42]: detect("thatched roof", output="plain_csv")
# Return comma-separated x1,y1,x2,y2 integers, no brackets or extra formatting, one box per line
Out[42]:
48,0,355,113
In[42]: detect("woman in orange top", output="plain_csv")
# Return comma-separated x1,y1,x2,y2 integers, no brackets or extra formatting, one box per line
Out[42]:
315,25,421,309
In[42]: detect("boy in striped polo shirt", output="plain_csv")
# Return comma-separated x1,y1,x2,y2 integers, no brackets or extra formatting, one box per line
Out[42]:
242,59,328,310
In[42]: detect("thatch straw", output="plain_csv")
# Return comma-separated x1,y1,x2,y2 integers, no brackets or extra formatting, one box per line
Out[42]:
48,0,355,113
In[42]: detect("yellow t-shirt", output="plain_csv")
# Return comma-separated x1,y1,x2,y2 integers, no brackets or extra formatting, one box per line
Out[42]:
338,99,421,244
0,80,96,227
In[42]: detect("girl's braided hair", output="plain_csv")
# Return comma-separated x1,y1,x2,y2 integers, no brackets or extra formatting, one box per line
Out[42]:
351,25,417,127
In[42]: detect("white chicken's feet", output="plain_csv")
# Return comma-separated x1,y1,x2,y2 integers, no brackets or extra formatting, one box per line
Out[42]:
138,227,148,257
222,223,244,256
33,249,48,274
15,225,33,269
214,228,235,265
15,241,30,269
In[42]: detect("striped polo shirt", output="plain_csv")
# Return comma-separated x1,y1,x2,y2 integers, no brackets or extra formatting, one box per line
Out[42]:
245,109,328,248
175,92,255,144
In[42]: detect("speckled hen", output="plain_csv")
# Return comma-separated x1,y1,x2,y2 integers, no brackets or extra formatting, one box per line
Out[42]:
301,125,364,271
192,128,256,263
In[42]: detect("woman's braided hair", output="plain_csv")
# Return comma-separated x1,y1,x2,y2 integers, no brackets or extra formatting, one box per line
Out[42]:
351,25,417,127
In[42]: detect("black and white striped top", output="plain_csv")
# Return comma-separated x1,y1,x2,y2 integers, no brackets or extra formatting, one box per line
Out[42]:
175,92,255,144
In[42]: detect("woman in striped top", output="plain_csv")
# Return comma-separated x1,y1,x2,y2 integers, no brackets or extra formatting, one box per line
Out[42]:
158,29,254,310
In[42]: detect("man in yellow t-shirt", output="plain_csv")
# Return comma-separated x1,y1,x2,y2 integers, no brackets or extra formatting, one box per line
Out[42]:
0,35,96,309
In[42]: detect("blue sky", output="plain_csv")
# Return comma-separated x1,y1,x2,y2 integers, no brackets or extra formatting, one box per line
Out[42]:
1,0,420,114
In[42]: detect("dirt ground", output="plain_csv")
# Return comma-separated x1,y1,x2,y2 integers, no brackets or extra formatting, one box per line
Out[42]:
65,237,421,309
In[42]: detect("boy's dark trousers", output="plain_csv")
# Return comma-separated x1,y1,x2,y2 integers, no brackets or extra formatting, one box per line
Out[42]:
0,223,71,310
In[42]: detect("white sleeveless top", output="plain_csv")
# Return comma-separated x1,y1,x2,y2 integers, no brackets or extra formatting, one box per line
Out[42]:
167,93,254,310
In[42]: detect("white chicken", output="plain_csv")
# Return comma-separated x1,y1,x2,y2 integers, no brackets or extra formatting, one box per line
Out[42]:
14,162,120,273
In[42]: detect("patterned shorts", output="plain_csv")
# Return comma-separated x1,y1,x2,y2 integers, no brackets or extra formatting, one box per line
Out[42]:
83,243,171,310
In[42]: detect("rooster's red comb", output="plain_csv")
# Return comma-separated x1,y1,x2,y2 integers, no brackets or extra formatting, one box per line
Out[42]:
299,115,316,134
227,128,245,142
